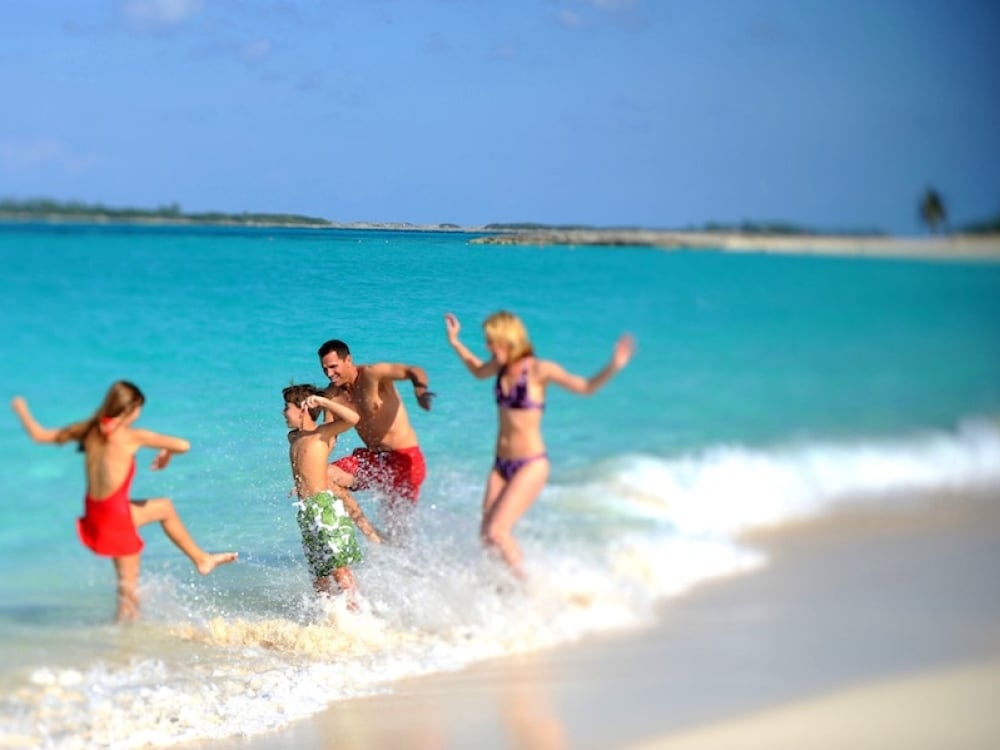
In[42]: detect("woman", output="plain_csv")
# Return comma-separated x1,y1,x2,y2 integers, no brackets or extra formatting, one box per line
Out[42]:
11,381,237,621
444,311,634,579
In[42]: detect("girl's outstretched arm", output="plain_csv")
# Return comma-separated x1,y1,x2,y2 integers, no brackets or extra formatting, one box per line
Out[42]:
131,428,190,470
10,397,63,443
444,313,498,379
543,333,636,395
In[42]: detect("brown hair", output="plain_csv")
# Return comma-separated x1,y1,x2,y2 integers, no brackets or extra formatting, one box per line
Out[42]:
59,380,146,452
282,383,322,421
482,310,534,363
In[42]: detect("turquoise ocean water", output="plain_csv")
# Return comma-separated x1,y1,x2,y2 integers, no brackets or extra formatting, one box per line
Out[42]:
1,223,999,747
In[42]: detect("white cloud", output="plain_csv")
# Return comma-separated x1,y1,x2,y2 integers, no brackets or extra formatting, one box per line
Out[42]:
120,0,204,31
0,139,101,175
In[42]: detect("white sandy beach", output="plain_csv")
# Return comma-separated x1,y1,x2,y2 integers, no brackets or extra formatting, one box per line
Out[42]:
180,486,1000,750
630,657,1000,750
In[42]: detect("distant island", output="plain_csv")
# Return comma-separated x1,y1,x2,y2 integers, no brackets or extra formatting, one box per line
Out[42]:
0,197,487,232
3,197,999,260
0,197,337,228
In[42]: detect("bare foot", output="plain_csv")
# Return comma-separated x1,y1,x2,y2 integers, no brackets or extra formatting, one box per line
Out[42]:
114,608,140,624
197,551,238,575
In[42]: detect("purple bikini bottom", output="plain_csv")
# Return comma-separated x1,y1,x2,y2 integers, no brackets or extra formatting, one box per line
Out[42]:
493,453,548,481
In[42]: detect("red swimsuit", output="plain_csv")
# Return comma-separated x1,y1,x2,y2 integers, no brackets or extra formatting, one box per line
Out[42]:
332,446,427,505
77,460,144,556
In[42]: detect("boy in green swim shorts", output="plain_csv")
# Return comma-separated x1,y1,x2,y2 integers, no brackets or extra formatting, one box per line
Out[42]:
282,384,381,596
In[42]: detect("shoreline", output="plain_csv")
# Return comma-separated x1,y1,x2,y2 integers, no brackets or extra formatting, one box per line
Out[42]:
469,228,1000,260
183,487,1000,750
4,217,999,260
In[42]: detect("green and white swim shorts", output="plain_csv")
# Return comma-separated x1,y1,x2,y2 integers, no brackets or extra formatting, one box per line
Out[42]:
296,491,362,578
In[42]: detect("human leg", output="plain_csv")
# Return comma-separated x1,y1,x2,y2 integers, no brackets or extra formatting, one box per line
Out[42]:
344,448,424,540
314,569,355,595
329,448,376,492
327,483,381,543
384,446,426,504
112,553,142,622
327,461,357,490
315,567,359,612
130,497,237,574
297,491,363,594
380,446,426,511
481,458,550,577
481,469,507,523
315,566,356,595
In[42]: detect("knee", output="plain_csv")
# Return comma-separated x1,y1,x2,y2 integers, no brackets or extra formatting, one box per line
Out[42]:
480,520,509,548
327,464,353,488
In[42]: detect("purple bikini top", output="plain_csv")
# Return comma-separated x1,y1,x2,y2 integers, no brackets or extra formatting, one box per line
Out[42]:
495,362,545,410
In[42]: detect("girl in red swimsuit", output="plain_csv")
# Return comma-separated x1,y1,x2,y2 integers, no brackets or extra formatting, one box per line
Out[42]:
444,311,635,580
11,381,237,622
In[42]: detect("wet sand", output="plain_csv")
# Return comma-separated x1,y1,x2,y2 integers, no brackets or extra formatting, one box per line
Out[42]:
184,487,1000,750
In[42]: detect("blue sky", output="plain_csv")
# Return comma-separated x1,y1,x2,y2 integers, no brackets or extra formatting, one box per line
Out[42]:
1,0,998,233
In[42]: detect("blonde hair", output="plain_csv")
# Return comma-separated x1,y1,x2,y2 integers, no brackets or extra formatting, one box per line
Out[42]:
483,311,534,362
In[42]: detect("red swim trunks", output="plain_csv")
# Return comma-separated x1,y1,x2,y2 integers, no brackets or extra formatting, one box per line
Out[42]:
332,445,426,504
77,460,144,557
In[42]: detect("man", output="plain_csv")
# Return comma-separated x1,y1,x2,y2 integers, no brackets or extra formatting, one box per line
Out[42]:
317,339,433,525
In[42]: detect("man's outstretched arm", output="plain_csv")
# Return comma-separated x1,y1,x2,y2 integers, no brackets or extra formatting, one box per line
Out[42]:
365,362,435,411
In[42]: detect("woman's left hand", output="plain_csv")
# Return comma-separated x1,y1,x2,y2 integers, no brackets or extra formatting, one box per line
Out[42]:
613,334,636,370
151,448,173,471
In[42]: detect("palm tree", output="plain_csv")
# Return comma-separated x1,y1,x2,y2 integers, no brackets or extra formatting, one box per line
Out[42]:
919,188,947,234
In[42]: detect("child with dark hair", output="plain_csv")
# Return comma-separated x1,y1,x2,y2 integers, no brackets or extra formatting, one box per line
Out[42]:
282,384,380,597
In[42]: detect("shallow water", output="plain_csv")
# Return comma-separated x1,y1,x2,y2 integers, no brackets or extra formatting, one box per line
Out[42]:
1,223,998,747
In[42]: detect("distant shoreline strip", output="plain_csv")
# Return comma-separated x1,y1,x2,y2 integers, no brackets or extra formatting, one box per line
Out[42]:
469,229,1000,260
3,216,998,260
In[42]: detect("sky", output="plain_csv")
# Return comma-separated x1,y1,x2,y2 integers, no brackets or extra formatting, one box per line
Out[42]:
1,0,998,234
